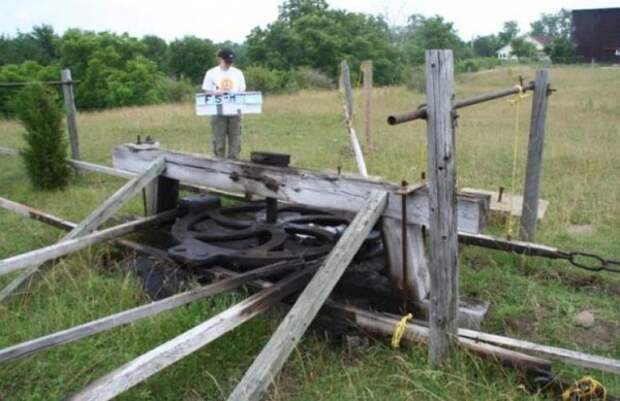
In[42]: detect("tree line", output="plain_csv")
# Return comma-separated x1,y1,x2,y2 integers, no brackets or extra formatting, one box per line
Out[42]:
0,0,574,115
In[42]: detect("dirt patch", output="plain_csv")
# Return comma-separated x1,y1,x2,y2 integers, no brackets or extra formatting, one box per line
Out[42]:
503,315,543,338
558,319,619,352
566,224,597,236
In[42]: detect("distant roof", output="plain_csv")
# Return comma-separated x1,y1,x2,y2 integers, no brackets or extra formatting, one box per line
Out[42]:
571,7,620,13
530,35,552,47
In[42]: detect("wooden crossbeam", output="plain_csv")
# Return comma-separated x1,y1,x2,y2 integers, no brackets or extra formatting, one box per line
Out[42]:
113,145,488,233
0,210,177,276
0,157,165,303
227,190,388,401
0,260,301,364
66,267,314,401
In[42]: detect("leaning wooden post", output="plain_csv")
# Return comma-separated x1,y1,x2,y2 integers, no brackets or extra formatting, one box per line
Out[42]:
339,61,368,178
361,60,373,152
425,49,459,365
519,70,550,242
60,69,80,160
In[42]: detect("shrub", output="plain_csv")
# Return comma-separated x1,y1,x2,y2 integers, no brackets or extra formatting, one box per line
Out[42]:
245,66,334,94
289,68,334,90
0,61,60,117
157,77,195,103
406,65,426,93
13,83,71,190
244,65,283,93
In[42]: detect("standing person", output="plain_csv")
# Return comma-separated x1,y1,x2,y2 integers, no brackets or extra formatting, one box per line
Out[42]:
202,48,246,159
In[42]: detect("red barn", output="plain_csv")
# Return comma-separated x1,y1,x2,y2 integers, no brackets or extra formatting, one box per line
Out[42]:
571,7,620,63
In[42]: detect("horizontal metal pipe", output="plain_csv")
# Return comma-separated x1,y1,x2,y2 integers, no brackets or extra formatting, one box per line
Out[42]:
0,80,80,88
387,82,535,125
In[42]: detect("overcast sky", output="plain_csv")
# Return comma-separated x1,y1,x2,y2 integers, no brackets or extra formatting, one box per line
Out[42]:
2,0,619,42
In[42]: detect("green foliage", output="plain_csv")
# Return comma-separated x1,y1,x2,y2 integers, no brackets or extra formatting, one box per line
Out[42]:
167,36,217,84
399,15,473,65
156,77,195,103
499,21,520,46
141,35,168,71
456,57,501,73
530,8,571,39
547,37,576,63
0,61,60,117
245,0,401,85
471,35,502,58
12,83,70,190
510,38,537,60
244,65,333,94
0,25,58,67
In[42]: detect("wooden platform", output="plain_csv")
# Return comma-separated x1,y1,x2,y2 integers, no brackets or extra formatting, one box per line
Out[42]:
462,188,549,221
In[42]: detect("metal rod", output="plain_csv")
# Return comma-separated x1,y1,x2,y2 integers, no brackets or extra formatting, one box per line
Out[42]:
400,180,408,310
387,82,536,125
0,80,80,88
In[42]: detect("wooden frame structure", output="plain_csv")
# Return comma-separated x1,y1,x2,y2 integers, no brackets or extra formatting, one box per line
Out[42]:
1,50,617,401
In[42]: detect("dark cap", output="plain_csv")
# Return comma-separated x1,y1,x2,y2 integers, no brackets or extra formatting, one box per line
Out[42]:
217,48,235,63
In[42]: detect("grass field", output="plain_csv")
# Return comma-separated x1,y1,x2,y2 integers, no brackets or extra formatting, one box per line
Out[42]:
0,66,619,400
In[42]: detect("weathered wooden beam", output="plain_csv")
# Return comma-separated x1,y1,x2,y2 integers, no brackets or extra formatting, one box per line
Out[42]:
362,60,373,152
66,267,314,401
425,49,459,365
457,328,620,375
0,210,177,276
61,69,80,160
0,157,166,303
348,306,551,372
0,260,302,364
339,60,368,178
0,196,74,230
227,190,388,401
113,145,488,233
206,267,620,375
520,70,551,242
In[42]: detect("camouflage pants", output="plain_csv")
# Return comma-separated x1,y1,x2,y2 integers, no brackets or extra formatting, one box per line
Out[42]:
211,115,242,159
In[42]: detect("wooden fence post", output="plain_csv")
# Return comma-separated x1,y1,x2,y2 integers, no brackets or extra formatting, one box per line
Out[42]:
339,61,368,178
362,60,373,152
60,69,80,160
425,49,458,365
519,69,550,242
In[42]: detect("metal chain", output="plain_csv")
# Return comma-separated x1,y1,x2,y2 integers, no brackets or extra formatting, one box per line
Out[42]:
558,251,620,274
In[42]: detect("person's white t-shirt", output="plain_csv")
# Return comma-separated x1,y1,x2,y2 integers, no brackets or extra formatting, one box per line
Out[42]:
201,66,246,93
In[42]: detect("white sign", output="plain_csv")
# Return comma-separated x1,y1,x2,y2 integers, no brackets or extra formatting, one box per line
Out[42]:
195,92,263,116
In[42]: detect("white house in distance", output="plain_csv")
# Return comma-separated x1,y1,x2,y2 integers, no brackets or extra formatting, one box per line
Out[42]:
497,35,552,60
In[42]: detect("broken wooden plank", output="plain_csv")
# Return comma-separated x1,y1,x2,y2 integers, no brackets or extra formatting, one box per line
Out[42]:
0,210,177,276
350,306,551,372
66,266,314,401
227,190,388,401
457,328,620,375
0,157,165,303
0,260,302,364
70,157,166,235
462,188,549,221
0,196,75,231
113,145,488,233
206,266,619,375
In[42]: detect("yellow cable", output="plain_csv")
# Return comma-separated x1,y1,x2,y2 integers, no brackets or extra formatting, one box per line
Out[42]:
391,313,413,348
562,375,607,401
506,85,530,238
